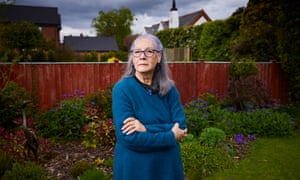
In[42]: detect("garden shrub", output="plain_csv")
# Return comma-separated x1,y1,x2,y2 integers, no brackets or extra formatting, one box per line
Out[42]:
0,81,28,130
79,167,110,180
103,157,114,168
228,58,272,111
277,103,300,130
85,87,113,118
0,120,53,163
70,160,91,178
218,109,293,137
184,94,293,137
184,97,210,136
100,51,129,62
181,142,235,179
199,127,226,147
156,25,204,61
2,161,48,180
81,103,115,148
36,90,88,141
0,150,14,178
181,133,199,143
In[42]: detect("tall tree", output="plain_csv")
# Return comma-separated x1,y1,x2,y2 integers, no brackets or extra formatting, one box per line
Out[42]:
92,7,134,50
231,0,281,61
277,0,300,102
0,21,46,61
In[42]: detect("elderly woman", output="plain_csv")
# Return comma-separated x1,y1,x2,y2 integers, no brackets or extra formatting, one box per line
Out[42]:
112,34,187,180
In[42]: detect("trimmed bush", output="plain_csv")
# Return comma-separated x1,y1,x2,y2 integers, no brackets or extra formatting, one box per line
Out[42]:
79,167,110,180
2,161,48,180
200,127,226,147
181,142,235,179
0,151,14,178
70,160,91,178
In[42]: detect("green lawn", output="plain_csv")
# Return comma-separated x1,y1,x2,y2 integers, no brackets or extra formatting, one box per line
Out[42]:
204,131,300,180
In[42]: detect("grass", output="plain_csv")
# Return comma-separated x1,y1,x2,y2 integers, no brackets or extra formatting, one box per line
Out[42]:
204,131,300,180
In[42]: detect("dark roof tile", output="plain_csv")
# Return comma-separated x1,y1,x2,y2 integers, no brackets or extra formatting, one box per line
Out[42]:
0,5,61,28
64,36,119,52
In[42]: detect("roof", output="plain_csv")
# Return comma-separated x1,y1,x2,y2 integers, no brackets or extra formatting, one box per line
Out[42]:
64,36,119,52
145,9,212,34
179,9,211,26
0,5,61,29
144,23,160,34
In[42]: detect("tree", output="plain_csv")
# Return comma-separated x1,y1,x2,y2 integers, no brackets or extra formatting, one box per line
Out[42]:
277,0,300,102
92,7,134,50
230,0,281,61
0,21,46,61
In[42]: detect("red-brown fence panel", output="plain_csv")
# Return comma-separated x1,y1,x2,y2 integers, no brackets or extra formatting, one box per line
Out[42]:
0,61,288,110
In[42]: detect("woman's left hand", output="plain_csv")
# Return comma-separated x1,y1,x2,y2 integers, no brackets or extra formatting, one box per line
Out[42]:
122,117,147,135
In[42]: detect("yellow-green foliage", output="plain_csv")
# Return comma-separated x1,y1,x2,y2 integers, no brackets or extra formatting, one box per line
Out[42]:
199,127,226,147
79,167,111,180
70,160,91,178
181,142,235,179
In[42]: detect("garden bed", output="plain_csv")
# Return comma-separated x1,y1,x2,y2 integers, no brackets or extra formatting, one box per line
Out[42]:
43,142,114,179
43,138,252,179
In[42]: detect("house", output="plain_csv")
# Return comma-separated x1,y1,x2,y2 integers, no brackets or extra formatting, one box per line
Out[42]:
145,0,212,34
0,5,61,46
64,35,119,61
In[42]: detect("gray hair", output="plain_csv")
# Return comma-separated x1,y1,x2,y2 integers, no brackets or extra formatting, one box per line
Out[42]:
122,34,174,96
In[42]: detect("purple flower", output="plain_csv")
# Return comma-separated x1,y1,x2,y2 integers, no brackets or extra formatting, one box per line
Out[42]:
247,134,256,140
234,134,245,144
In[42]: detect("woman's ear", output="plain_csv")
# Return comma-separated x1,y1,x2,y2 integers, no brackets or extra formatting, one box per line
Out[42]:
157,52,162,63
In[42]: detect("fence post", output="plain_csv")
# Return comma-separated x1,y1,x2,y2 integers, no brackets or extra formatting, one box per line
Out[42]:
198,60,205,95
113,61,121,83
270,60,277,101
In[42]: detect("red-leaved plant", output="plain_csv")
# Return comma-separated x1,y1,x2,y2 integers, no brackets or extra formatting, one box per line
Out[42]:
0,117,52,162
81,103,115,148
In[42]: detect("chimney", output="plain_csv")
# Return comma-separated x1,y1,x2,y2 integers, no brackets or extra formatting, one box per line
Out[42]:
169,0,179,28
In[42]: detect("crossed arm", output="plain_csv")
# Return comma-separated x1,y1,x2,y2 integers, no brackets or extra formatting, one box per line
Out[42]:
122,117,187,142
112,85,187,151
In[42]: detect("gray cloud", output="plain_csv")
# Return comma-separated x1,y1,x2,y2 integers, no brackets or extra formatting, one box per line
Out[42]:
13,0,248,40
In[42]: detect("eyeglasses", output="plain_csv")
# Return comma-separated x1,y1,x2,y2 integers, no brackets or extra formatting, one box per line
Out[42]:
131,48,161,57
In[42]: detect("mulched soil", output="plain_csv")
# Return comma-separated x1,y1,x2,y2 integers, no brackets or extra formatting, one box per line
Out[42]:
43,138,253,179
43,142,114,180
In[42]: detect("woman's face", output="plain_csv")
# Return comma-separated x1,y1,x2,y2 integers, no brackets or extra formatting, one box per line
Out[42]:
132,38,161,76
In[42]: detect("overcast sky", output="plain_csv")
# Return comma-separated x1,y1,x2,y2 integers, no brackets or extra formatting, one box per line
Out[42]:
11,0,248,41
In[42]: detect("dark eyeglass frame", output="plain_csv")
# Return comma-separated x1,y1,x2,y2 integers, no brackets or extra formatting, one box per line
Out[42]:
131,48,161,57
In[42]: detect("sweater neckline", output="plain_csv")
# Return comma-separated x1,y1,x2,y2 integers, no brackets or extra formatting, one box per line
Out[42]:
133,76,157,95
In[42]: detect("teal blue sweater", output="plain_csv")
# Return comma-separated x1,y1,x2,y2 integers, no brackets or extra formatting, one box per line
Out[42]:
112,76,187,180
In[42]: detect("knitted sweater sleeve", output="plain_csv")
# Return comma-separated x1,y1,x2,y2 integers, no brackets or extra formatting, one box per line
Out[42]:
112,83,178,152
167,86,187,130
144,86,187,132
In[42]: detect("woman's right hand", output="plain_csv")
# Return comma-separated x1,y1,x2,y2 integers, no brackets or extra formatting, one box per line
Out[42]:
172,123,187,142
122,117,146,135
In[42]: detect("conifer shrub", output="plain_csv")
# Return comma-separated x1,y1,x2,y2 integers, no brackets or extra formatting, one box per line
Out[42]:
79,167,111,180
2,161,48,180
0,151,14,178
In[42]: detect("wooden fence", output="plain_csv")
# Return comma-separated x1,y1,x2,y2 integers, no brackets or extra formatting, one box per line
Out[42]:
0,61,288,110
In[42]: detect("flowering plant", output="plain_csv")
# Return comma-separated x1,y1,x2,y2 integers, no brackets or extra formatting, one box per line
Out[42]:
82,103,115,148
